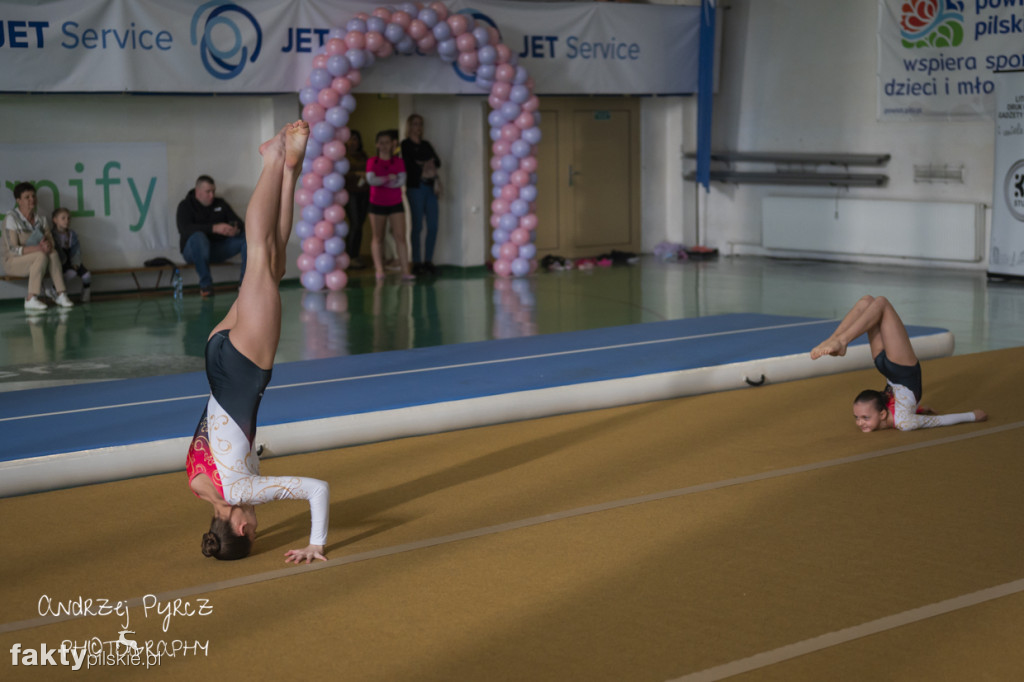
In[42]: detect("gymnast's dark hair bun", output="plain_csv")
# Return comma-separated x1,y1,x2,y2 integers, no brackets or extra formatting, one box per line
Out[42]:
201,532,220,557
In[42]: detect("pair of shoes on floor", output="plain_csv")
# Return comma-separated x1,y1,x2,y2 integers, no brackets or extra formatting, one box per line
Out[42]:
55,292,74,308
200,287,214,298
24,296,48,312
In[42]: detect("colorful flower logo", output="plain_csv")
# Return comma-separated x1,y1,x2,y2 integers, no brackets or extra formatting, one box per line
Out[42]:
900,0,964,48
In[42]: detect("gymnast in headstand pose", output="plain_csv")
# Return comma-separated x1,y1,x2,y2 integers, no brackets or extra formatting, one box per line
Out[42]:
186,121,329,563
810,295,987,433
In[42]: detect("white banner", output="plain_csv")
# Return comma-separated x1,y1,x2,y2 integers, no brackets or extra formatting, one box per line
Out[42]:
877,0,1024,119
990,70,1024,277
1,143,171,270
0,0,700,95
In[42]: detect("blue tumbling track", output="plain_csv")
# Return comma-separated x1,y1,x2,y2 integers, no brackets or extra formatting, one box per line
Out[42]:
0,314,949,467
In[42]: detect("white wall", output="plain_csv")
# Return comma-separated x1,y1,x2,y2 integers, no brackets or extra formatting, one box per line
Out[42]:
703,0,995,267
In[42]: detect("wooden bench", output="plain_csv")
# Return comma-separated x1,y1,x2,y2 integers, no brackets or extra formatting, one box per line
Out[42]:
684,151,891,188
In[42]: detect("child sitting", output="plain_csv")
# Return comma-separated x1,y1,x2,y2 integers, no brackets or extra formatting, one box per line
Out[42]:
52,208,92,302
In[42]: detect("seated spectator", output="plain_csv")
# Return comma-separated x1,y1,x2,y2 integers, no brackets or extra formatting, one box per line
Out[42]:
1,182,73,311
52,208,92,302
176,175,246,297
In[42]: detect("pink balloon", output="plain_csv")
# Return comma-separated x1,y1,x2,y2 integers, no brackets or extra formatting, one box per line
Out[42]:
392,11,412,28
447,14,468,36
493,259,512,277
318,88,340,109
372,7,391,21
429,2,449,20
495,44,511,64
331,76,352,95
312,156,334,176
313,54,328,69
295,188,313,207
408,19,428,40
334,189,350,206
376,41,394,58
510,170,530,187
302,237,325,255
354,12,370,21
492,81,511,100
416,34,437,52
520,213,538,230
489,156,503,171
335,127,351,143
314,221,334,240
492,139,511,156
495,64,515,82
500,124,520,142
457,51,478,71
326,290,348,312
326,38,347,56
522,95,540,113
323,140,345,160
325,269,348,290
510,228,530,245
324,204,345,223
302,172,323,190
520,156,538,173
488,93,505,109
345,31,366,50
489,213,502,228
297,253,316,272
335,253,351,270
500,184,519,201
347,71,362,87
486,26,500,45
514,112,535,130
365,31,384,52
499,241,519,260
302,103,325,124
491,198,510,215
456,33,476,52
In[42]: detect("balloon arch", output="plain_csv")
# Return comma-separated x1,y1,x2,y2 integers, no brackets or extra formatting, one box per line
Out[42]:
294,1,541,291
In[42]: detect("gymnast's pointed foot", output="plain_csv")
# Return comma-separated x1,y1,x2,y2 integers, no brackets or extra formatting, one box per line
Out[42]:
810,337,847,360
285,120,309,169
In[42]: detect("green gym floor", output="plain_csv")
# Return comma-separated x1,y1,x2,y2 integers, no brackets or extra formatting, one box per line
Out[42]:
1,256,1022,393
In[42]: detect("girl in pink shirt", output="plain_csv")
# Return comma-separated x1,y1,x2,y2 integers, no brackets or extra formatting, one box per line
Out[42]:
366,129,414,281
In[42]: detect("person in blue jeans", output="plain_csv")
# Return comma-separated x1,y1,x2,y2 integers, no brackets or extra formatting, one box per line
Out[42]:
176,175,246,297
401,114,442,275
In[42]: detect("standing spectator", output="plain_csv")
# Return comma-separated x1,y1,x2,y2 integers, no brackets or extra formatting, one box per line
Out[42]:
344,130,370,269
176,175,246,297
366,129,413,281
401,114,443,274
1,182,73,311
52,208,92,302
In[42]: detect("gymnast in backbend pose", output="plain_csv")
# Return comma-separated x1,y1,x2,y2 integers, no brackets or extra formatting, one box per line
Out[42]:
810,295,987,433
186,121,329,563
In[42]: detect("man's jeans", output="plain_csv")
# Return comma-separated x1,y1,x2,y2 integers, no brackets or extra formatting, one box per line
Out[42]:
182,232,246,289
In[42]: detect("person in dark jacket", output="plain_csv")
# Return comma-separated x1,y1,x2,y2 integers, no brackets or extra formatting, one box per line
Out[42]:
176,175,246,297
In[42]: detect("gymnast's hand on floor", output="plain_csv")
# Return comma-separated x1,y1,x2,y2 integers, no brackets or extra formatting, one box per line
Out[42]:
284,544,327,564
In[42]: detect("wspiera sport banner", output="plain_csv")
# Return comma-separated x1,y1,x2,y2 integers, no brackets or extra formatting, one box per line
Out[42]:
877,0,1024,119
0,143,172,271
989,70,1024,277
0,0,701,95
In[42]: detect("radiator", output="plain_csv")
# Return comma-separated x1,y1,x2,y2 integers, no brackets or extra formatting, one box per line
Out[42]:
762,197,984,262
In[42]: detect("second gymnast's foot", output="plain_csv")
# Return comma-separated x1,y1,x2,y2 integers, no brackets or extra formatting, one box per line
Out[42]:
285,120,309,169
810,338,847,360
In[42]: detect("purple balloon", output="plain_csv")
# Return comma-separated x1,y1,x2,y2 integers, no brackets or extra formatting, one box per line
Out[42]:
366,17,386,33
530,172,538,185
334,158,351,174
500,154,519,172
315,252,336,274
500,101,521,121
299,87,319,106
326,106,350,128
305,138,323,158
487,110,506,128
438,38,457,56
418,8,439,28
334,221,349,237
473,27,490,46
492,228,509,244
513,66,529,85
327,55,351,77
310,68,331,89
519,185,538,202
301,270,325,291
363,51,376,68
518,243,537,260
510,139,531,158
346,18,366,32
324,236,344,255
295,220,315,240
312,121,336,143
499,213,518,231
478,45,497,65
329,28,346,40
489,127,503,142
302,158,314,174
432,22,451,41
313,188,334,208
492,186,503,199
302,205,323,223
511,257,530,277
323,172,344,193
385,23,405,44
345,49,367,69
477,64,496,80
509,84,530,104
491,242,503,260
522,127,542,145
475,77,494,91
340,94,357,112
491,170,510,186
510,199,529,217
397,36,415,54
398,3,419,16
